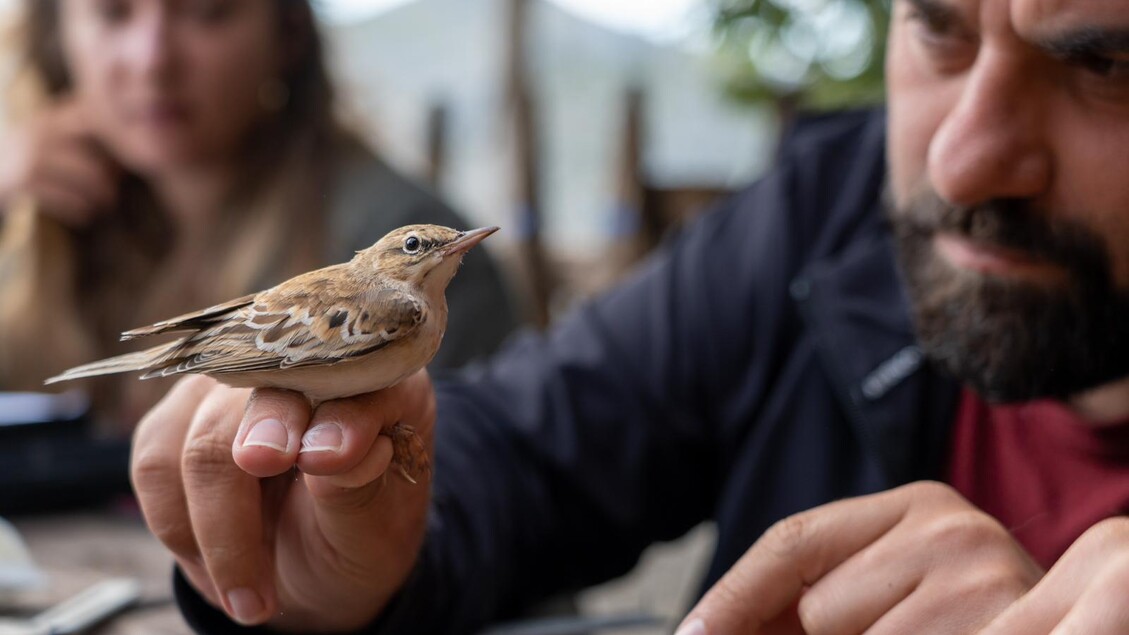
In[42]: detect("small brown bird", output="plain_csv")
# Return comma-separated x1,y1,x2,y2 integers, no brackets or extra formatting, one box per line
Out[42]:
47,224,498,481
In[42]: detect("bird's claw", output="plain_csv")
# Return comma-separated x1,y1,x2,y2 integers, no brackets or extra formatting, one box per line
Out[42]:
384,422,431,484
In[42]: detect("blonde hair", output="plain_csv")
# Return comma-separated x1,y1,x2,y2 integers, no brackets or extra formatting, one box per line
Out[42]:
0,0,352,423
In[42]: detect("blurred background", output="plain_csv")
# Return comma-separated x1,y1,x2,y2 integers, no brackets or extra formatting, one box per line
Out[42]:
0,0,889,632
317,0,889,321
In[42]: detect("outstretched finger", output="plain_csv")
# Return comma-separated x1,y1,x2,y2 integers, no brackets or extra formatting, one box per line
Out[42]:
675,485,929,635
131,376,222,601
182,383,277,626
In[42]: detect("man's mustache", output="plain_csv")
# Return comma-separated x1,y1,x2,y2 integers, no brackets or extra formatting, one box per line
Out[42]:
893,192,1108,276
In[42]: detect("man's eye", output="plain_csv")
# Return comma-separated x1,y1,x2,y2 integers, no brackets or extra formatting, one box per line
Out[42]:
905,6,976,69
1073,54,1129,80
906,7,952,38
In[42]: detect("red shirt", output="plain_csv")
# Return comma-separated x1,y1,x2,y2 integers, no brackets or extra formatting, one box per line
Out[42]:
946,388,1129,569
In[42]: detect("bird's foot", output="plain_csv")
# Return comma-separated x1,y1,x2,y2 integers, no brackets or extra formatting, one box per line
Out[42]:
384,422,431,484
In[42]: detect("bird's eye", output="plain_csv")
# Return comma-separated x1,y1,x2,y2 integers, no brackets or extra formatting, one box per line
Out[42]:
403,236,422,254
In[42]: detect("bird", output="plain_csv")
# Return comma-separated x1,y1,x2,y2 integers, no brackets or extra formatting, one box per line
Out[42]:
46,223,499,482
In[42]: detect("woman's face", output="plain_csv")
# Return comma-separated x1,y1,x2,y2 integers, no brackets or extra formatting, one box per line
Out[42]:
60,0,286,175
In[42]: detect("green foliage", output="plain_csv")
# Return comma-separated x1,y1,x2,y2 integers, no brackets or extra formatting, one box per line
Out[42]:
712,0,891,110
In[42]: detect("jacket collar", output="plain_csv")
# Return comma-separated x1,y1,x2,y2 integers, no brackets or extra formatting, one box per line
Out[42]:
791,224,960,484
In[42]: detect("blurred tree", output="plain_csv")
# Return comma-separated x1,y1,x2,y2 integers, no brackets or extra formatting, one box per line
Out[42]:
712,0,891,114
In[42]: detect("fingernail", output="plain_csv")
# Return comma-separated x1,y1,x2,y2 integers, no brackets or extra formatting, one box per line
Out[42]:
675,618,707,635
300,423,343,454
225,587,265,625
242,419,288,452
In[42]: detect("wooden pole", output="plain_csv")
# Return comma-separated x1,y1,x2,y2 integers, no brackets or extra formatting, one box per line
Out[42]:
425,101,448,189
609,87,653,271
505,0,552,328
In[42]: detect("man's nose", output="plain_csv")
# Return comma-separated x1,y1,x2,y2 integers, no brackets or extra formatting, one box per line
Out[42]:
927,48,1053,206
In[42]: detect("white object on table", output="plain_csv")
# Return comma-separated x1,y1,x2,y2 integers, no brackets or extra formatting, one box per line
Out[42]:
0,518,44,596
0,578,140,635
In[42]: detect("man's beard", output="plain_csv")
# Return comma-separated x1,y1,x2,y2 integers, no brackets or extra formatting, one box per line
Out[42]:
889,189,1129,403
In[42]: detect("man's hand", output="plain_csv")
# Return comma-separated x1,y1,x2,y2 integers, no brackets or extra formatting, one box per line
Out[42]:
131,371,436,631
676,481,1043,635
978,517,1129,634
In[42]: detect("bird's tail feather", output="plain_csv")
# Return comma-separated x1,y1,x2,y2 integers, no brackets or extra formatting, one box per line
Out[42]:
44,342,178,384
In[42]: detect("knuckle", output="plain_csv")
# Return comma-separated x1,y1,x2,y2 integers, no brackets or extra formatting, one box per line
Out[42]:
200,541,258,569
796,589,836,635
903,480,963,505
924,510,1008,552
130,444,179,492
1075,517,1129,551
764,513,812,559
181,432,236,482
952,564,1031,606
146,515,198,559
197,543,263,586
131,460,199,559
180,386,250,480
181,374,219,394
701,577,757,627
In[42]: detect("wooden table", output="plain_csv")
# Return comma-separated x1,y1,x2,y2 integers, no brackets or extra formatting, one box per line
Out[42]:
9,508,191,634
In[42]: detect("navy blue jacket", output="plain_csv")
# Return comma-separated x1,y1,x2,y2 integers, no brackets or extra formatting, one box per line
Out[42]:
177,109,962,633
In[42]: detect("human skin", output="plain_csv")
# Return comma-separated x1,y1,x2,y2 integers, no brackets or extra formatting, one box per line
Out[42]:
132,373,435,629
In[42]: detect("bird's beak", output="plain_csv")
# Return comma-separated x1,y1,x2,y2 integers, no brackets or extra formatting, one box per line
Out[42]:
443,226,499,257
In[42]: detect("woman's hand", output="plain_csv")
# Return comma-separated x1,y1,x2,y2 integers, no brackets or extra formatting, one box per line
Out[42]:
0,101,117,225
131,371,436,631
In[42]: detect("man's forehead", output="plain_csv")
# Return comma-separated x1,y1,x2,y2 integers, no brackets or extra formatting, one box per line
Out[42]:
1011,0,1129,36
907,0,1129,50
923,0,1127,27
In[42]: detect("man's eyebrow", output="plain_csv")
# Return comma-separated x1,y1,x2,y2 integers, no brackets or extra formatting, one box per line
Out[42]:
1037,27,1129,60
900,0,966,30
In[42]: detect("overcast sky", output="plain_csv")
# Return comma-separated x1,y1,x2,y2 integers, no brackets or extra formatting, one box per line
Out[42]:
317,0,707,41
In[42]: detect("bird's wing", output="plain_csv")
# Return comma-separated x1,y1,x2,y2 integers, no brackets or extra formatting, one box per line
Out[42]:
141,276,426,379
121,293,258,340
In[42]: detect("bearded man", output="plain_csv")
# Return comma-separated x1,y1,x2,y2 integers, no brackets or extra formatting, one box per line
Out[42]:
132,0,1129,633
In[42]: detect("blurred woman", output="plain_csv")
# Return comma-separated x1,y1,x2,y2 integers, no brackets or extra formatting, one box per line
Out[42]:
0,0,518,427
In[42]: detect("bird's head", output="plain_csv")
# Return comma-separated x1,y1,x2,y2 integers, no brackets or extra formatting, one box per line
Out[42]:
355,224,499,290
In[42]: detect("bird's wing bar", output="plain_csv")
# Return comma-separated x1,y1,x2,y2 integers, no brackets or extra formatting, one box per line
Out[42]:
279,286,426,368
140,287,426,377
121,293,258,340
